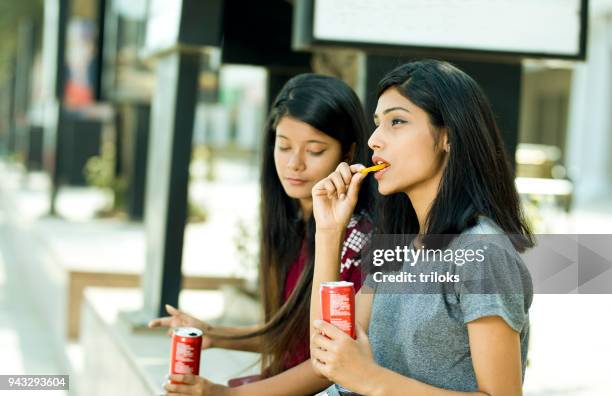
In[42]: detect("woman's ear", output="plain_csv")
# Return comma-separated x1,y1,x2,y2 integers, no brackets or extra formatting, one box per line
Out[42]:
440,128,450,153
345,143,357,163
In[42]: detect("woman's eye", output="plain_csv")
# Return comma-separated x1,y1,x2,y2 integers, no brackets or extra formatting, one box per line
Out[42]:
391,119,406,126
277,146,290,151
308,150,325,156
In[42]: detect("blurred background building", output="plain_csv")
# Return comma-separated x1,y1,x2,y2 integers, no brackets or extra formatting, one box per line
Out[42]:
0,0,611,395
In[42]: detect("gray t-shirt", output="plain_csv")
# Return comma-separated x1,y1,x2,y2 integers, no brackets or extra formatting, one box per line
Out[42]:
320,216,533,395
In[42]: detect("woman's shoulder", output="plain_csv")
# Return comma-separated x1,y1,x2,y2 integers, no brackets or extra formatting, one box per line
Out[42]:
456,215,517,253
455,216,533,291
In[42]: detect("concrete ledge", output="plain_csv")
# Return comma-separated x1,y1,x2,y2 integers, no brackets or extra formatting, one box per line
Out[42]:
68,271,245,339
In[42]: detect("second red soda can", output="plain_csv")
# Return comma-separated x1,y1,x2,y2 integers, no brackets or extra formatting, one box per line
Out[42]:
320,281,356,339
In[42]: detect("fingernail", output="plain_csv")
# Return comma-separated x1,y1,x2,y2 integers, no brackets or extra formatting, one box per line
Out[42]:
314,319,322,326
339,193,346,200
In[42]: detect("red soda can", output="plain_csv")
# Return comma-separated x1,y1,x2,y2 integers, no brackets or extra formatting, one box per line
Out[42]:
320,281,355,339
170,327,203,384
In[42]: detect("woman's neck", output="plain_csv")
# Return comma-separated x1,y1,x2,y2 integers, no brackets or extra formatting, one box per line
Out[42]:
405,171,444,235
299,198,313,220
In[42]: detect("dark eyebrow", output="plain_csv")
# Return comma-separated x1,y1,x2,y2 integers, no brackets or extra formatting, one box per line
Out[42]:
373,106,411,120
276,134,329,145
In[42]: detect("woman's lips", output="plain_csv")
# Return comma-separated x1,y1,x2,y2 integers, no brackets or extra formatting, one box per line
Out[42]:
370,156,390,181
374,165,390,181
285,177,307,186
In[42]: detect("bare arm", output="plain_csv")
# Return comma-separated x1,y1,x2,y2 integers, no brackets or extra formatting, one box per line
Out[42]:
309,238,374,334
309,162,367,337
309,230,344,336
165,359,331,396
149,305,261,352
209,324,262,353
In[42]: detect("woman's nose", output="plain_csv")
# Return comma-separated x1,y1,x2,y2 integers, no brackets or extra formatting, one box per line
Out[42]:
368,128,383,151
287,151,305,171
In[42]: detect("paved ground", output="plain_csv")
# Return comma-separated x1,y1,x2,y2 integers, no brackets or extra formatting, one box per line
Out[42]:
0,218,68,395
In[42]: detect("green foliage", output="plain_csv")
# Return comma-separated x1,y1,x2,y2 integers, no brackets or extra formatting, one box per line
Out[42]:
188,199,208,223
83,141,128,215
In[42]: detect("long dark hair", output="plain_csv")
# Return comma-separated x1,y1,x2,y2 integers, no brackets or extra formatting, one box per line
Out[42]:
375,60,533,251
224,74,373,377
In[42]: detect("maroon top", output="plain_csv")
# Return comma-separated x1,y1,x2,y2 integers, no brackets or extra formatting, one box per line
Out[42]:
281,210,373,370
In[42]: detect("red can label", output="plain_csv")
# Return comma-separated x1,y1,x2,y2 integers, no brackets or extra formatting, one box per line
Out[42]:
170,327,203,384
320,281,355,339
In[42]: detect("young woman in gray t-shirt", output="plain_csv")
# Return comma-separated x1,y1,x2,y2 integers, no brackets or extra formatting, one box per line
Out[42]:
309,60,534,396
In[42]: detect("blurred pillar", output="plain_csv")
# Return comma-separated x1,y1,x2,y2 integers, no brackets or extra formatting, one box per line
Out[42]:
0,83,10,155
43,0,107,211
140,52,200,318
6,58,18,155
13,21,36,164
40,0,69,215
566,4,612,205
125,103,150,221
99,0,151,221
127,0,223,324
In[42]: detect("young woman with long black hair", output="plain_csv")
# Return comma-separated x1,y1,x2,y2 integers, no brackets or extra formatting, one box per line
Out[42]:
151,73,375,396
309,60,534,396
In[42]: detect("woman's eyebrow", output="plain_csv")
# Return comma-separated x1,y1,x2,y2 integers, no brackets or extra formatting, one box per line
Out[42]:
384,106,410,114
374,106,411,120
276,134,328,145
